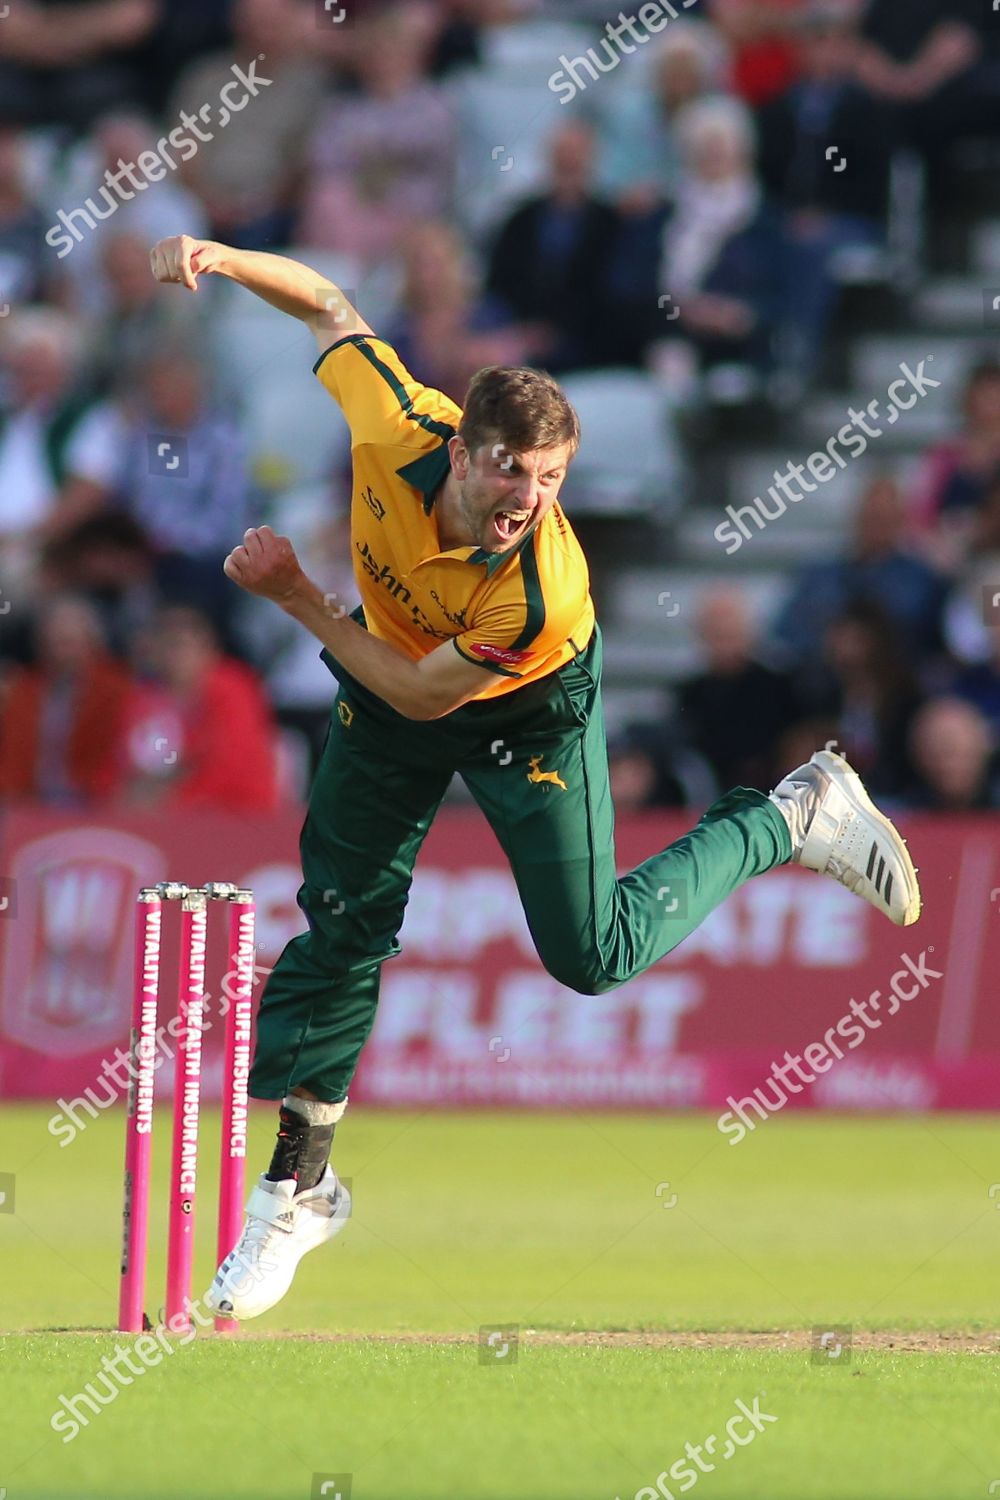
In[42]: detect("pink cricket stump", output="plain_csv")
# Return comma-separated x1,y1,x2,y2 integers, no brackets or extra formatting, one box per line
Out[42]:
164,888,209,1331
119,890,162,1334
215,890,256,1333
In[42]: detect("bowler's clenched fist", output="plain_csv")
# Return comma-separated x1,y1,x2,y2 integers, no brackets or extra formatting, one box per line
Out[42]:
150,234,224,291
224,526,305,604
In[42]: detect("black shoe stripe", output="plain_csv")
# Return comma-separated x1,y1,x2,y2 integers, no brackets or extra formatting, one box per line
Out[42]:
866,841,879,880
875,855,886,893
884,871,893,906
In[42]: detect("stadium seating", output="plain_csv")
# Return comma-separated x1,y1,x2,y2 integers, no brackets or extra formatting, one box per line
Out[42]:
445,71,565,236
210,250,360,490
557,370,684,518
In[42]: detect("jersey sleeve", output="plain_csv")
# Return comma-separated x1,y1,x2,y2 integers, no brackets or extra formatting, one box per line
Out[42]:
452,599,541,678
313,334,460,450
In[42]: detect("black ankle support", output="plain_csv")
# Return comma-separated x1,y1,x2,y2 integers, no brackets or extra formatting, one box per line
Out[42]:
266,1106,335,1191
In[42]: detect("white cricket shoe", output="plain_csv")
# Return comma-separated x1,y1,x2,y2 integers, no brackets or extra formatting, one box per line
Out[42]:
770,749,921,926
205,1165,351,1322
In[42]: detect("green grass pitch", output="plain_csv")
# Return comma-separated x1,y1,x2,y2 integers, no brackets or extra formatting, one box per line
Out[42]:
2,1103,999,1499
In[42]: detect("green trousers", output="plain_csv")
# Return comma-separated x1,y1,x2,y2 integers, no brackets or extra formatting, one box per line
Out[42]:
248,625,791,1101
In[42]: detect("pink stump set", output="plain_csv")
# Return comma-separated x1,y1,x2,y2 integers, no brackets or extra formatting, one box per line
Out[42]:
119,881,257,1335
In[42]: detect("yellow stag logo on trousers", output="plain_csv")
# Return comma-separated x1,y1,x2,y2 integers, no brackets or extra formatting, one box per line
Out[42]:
527,755,567,791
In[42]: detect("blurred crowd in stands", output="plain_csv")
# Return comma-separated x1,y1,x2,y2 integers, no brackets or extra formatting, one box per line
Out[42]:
1,0,1000,813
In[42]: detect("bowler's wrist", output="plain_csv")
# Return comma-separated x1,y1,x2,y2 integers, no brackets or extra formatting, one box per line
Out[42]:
279,573,324,617
207,242,240,279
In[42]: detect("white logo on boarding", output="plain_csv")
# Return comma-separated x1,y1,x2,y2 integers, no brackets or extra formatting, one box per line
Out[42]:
0,829,160,1056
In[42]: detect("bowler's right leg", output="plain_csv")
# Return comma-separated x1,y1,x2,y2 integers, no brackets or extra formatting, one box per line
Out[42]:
206,683,453,1321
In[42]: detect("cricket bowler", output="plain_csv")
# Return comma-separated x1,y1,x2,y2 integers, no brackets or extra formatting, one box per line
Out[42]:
149,235,921,1321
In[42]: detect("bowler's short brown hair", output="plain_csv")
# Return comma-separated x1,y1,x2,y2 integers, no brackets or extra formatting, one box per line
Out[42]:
458,366,580,461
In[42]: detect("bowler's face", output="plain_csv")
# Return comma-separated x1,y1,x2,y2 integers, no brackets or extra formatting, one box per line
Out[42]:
455,440,574,553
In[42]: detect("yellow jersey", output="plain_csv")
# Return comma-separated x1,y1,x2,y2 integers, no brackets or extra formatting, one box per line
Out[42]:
314,334,595,700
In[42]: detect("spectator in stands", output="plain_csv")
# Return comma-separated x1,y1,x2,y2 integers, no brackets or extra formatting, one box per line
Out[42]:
709,0,805,106
915,361,1000,574
169,0,327,248
57,112,209,315
968,480,1000,557
383,219,542,404
394,0,543,82
0,308,118,600
593,20,730,209
608,729,664,813
120,605,278,810
135,0,233,116
677,587,803,792
86,231,201,390
40,510,159,660
855,0,999,155
107,343,252,636
773,474,947,668
0,130,53,308
923,479,1000,595
297,2,456,259
306,0,439,75
757,2,895,384
776,714,841,777
0,594,132,804
656,96,785,375
810,599,924,798
0,0,158,129
485,121,619,374
593,20,729,366
424,0,497,78
904,696,1000,811
608,721,718,810
946,618,1000,740
936,553,1000,677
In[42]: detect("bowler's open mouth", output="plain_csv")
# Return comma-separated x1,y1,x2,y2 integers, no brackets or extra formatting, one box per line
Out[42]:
492,508,531,544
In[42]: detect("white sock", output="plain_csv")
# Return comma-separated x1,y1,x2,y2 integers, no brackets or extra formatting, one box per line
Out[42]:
283,1095,348,1126
768,768,823,859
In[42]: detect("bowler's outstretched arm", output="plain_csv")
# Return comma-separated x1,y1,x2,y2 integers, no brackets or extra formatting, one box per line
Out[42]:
149,235,371,355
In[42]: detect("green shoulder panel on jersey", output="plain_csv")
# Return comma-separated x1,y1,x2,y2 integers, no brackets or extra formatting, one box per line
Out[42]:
348,336,456,442
396,441,455,515
312,334,361,374
509,530,546,651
